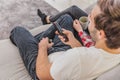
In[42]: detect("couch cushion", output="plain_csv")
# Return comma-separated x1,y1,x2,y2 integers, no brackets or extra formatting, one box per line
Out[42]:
0,24,51,80
0,39,32,80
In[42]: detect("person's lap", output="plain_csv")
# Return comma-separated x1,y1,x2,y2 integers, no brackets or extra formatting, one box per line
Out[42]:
34,14,75,54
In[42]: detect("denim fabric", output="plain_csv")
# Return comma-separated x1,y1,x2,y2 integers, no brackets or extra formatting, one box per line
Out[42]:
34,14,75,54
50,5,88,21
10,14,75,80
10,26,39,80
49,5,89,38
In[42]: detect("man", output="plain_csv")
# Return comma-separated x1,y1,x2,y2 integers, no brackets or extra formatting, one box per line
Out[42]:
10,0,120,80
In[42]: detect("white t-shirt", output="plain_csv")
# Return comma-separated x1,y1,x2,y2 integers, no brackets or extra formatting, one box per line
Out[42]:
48,47,120,80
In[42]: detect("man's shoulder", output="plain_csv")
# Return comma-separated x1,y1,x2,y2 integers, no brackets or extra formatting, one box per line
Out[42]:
50,47,102,80
64,46,101,60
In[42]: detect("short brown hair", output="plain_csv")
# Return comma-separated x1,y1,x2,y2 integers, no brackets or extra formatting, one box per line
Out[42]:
94,0,120,49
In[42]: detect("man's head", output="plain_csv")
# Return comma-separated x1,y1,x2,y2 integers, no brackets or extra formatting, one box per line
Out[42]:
88,0,120,49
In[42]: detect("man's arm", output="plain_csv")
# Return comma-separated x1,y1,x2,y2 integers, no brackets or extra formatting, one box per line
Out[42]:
36,38,53,80
73,19,94,47
56,29,82,48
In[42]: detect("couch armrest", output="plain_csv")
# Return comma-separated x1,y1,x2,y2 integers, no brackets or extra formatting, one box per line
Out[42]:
30,24,51,36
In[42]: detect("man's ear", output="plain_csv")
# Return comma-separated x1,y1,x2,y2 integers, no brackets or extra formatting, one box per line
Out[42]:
98,30,106,39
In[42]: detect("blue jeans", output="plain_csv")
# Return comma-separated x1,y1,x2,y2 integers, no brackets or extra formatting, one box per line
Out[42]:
49,5,88,21
10,14,76,80
49,5,89,35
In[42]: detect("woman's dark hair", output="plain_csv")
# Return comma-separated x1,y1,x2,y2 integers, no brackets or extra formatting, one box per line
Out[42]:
94,0,120,49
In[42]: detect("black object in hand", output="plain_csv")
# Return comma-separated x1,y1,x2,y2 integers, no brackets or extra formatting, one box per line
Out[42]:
53,22,69,42
48,38,52,43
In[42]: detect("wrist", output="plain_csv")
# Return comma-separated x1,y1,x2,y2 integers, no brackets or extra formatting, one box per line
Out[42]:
38,46,48,55
78,31,84,36
78,29,83,32
39,46,48,50
70,39,82,48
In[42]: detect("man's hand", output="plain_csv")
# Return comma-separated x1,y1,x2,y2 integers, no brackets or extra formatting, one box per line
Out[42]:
73,19,83,32
56,29,82,48
39,37,54,49
36,37,53,80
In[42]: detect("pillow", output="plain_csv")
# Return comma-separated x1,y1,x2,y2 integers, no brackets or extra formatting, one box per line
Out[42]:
96,64,120,80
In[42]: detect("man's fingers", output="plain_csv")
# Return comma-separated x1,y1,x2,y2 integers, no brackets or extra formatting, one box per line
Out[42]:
62,29,70,34
40,37,49,43
75,19,80,24
48,42,54,48
58,35,66,42
55,28,69,35
58,35,64,39
73,20,77,24
55,31,59,34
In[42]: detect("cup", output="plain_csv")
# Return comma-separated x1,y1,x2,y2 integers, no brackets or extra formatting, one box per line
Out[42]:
79,16,89,30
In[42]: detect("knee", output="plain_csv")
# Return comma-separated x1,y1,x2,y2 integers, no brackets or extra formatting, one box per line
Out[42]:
10,26,23,45
71,5,79,9
12,26,25,31
58,14,73,29
11,26,25,34
61,14,73,23
10,26,27,38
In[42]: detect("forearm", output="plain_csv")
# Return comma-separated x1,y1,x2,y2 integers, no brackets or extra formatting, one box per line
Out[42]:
36,47,53,80
70,38,82,48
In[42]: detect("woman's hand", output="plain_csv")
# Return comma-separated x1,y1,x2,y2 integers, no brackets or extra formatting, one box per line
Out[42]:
56,29,82,48
39,37,54,49
73,19,83,32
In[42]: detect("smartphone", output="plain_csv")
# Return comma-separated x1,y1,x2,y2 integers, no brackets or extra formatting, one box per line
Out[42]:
53,22,68,42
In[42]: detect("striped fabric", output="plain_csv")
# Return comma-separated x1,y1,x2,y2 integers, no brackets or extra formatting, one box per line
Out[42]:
78,31,95,47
